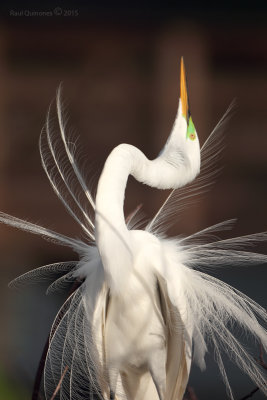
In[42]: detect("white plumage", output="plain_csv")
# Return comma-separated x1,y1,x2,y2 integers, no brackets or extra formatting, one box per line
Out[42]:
1,58,267,400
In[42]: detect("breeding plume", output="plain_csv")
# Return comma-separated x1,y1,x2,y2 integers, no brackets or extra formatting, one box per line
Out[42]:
2,58,267,400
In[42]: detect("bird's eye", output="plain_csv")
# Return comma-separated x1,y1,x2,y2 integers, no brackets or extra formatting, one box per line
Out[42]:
186,116,196,141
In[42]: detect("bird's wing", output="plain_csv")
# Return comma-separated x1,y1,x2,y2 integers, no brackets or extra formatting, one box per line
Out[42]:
147,103,234,234
0,203,109,399
44,254,111,400
157,275,191,400
157,232,267,400
39,85,95,241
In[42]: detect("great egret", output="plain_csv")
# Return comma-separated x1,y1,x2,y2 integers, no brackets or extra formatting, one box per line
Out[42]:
1,58,267,400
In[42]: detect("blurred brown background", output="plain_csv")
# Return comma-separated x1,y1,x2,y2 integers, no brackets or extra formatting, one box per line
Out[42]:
0,2,266,399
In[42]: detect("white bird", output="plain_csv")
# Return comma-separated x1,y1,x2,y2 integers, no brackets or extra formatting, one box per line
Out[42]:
1,58,267,400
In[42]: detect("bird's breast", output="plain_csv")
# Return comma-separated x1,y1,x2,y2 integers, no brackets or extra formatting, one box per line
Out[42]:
104,275,166,368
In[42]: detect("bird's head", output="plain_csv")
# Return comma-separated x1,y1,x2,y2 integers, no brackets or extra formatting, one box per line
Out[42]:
179,57,198,142
160,58,200,186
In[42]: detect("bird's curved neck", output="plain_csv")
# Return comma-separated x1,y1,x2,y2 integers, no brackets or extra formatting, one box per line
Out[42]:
95,142,198,290
95,144,143,290
95,144,142,241
95,142,197,240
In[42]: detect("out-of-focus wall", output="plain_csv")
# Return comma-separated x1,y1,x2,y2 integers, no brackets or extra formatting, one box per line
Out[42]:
0,4,266,399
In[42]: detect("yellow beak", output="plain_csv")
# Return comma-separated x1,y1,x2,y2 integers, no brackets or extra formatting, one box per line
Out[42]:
180,57,189,121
